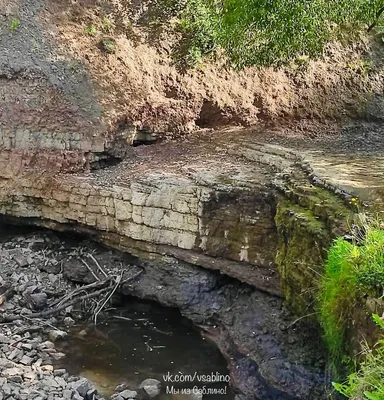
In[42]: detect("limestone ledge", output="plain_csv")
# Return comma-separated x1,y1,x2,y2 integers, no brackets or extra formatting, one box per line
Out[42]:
0,128,105,152
0,173,279,295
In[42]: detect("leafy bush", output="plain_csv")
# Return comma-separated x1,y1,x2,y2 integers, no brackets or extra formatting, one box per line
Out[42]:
333,314,384,400
173,0,219,67
162,0,384,68
217,0,384,68
318,223,384,368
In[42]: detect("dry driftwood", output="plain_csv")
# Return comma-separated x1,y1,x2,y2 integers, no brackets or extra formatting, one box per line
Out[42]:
50,277,113,308
0,286,112,323
88,253,108,278
0,270,143,324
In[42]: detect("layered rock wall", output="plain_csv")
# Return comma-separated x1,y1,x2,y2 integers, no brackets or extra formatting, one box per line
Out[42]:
0,169,279,294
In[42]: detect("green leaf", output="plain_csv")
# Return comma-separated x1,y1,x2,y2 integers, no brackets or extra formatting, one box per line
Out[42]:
364,391,382,400
372,313,384,329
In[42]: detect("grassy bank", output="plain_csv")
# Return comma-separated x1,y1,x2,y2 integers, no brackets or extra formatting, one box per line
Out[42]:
318,218,384,398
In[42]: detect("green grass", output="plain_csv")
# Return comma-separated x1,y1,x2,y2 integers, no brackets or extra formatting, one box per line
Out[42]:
84,24,97,36
318,221,384,370
101,17,115,34
319,238,358,366
9,17,21,32
99,38,117,54
333,314,384,400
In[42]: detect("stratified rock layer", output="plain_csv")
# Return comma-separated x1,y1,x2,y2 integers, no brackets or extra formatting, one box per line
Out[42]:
1,128,383,305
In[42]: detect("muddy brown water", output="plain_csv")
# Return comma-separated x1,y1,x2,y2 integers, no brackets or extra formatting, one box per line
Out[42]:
55,299,233,400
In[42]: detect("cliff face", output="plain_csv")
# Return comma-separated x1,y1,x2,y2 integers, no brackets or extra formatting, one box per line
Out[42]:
2,125,383,301
1,2,384,387
0,0,384,398
1,0,384,302
0,137,280,294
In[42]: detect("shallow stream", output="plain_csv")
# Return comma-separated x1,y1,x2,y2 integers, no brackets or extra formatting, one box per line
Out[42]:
55,299,233,399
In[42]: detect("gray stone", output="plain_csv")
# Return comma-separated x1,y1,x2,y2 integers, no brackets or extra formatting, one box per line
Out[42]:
29,293,48,310
7,375,23,383
115,383,129,392
118,390,137,400
48,330,67,342
54,369,67,377
63,389,73,400
38,341,55,350
0,358,14,368
21,343,33,351
87,388,98,399
0,335,11,344
23,370,37,380
14,253,29,267
139,379,161,398
63,317,75,327
72,378,91,397
19,355,33,365
72,393,83,400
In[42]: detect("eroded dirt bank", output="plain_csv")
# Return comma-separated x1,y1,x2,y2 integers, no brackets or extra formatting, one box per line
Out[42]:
0,229,327,400
2,0,384,149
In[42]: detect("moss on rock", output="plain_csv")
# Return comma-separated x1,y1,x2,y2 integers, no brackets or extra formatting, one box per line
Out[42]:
274,183,353,315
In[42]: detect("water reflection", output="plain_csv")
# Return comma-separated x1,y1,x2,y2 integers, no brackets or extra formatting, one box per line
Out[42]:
56,299,233,399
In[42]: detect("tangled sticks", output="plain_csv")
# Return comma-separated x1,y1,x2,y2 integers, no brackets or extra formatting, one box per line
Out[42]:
0,263,143,324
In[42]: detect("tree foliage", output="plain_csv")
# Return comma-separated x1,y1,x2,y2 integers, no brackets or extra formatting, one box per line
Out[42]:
169,0,384,68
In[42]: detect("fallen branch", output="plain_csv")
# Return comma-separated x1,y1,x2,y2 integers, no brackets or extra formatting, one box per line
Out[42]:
286,312,319,329
94,275,122,325
0,286,112,323
80,258,100,282
0,270,143,324
88,253,108,278
121,269,144,285
50,277,112,308
113,316,132,321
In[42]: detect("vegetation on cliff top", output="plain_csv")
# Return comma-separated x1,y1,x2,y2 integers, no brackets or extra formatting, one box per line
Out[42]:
161,0,384,67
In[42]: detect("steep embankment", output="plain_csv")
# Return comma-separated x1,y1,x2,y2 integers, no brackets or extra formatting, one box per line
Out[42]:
2,0,384,143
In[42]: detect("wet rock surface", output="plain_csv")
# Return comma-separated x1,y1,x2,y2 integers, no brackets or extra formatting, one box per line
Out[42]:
0,229,327,399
